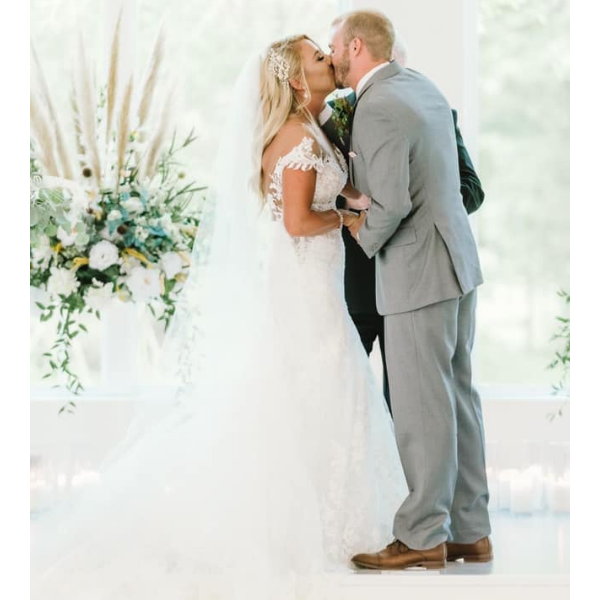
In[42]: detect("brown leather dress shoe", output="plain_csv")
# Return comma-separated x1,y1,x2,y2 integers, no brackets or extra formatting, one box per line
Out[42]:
351,540,447,570
446,536,493,562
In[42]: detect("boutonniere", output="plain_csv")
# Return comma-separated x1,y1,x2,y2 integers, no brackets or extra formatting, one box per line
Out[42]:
330,96,354,145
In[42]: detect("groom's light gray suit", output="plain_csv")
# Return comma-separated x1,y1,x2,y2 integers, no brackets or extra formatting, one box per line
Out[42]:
350,61,491,550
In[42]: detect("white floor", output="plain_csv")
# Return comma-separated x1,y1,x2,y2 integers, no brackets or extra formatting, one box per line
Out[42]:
337,512,569,600
30,386,570,599
31,510,569,599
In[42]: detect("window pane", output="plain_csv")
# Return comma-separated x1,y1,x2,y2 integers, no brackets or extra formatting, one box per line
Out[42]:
30,0,103,116
30,0,104,386
136,0,343,186
476,0,569,387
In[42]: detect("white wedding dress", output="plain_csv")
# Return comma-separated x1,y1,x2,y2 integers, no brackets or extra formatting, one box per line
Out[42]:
31,58,407,599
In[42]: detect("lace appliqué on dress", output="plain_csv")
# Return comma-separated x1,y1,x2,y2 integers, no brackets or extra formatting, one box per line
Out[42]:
266,136,347,259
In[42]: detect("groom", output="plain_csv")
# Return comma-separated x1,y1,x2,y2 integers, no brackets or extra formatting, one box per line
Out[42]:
329,10,492,569
320,43,485,420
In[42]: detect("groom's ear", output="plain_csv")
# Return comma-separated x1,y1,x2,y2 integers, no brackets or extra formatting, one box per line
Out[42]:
350,37,363,57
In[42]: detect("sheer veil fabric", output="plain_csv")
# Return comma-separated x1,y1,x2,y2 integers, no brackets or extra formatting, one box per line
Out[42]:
31,51,408,600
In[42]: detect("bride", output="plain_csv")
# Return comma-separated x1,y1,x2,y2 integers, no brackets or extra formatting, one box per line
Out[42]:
31,35,407,600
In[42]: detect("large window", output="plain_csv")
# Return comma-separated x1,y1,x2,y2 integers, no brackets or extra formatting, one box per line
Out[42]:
31,0,569,394
136,0,345,180
475,0,569,389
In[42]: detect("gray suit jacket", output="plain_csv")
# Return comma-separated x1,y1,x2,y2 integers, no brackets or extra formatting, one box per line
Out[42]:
351,62,483,315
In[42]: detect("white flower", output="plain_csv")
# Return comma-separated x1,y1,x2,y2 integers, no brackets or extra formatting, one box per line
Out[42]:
85,279,114,311
135,226,149,242
100,225,121,242
126,266,161,301
84,188,101,212
169,228,183,245
122,197,144,215
47,266,80,297
158,213,182,243
120,255,141,275
159,213,174,231
161,251,184,279
31,235,53,269
107,209,122,221
89,240,119,271
57,226,77,247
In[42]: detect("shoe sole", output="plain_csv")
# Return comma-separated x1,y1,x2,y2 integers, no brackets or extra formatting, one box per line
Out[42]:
447,554,493,563
352,560,447,570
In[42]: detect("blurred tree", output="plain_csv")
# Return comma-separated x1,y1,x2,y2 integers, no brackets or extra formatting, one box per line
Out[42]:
476,0,569,386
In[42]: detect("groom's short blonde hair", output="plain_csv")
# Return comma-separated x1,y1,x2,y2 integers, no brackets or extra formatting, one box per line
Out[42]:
332,10,395,61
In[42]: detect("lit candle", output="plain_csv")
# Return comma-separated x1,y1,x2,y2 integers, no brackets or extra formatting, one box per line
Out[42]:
72,469,101,488
524,465,545,511
548,475,570,513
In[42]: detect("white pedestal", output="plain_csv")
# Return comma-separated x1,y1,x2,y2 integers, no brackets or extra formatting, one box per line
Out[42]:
101,299,140,393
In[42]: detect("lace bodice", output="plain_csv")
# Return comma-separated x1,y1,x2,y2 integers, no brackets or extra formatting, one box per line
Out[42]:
266,136,348,222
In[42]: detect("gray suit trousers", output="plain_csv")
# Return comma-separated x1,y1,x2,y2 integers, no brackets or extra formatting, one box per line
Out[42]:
384,289,491,549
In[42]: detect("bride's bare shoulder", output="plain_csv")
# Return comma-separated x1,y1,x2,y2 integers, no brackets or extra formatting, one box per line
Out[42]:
262,120,320,186
270,119,317,154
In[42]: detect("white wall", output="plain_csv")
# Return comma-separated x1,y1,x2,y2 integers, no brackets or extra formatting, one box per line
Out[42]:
350,0,478,149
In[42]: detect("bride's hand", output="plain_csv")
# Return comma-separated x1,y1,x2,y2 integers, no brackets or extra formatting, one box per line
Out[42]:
339,209,360,228
348,210,367,241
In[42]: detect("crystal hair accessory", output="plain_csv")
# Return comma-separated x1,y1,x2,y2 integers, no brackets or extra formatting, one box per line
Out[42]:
267,49,290,83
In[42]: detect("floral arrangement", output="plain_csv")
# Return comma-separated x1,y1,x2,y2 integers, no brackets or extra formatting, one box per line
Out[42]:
30,18,204,406
330,94,355,145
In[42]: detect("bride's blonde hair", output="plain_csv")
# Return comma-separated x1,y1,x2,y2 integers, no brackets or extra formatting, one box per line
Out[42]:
260,35,318,154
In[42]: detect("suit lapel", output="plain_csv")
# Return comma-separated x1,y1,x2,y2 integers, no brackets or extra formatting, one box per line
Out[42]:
349,61,403,186
354,60,403,111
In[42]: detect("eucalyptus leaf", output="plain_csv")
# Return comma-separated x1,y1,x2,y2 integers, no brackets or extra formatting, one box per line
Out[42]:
45,223,58,236
30,206,40,227
76,232,90,245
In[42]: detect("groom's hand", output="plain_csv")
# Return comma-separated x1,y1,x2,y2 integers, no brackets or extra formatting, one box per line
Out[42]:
348,210,367,242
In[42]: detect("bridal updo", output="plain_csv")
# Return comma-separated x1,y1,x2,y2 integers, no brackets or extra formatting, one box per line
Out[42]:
260,35,317,152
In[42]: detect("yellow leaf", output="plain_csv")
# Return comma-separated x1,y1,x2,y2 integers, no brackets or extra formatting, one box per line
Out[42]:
123,247,151,265
177,251,191,266
70,257,90,271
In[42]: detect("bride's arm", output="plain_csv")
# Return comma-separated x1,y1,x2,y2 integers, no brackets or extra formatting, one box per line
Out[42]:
282,169,359,235
282,167,353,236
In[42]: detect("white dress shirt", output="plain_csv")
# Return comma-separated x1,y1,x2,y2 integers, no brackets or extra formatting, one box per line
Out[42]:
356,61,391,97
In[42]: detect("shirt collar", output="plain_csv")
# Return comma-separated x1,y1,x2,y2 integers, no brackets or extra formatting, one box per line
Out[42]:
356,61,391,97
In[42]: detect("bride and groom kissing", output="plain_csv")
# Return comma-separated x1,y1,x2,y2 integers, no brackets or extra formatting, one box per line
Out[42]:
33,8,493,599
283,9,493,569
